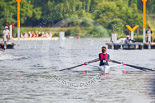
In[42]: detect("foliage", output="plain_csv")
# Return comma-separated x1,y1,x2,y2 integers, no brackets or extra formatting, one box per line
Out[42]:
0,0,155,37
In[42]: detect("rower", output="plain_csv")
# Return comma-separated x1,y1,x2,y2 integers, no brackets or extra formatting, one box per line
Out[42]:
99,46,110,74
3,26,10,49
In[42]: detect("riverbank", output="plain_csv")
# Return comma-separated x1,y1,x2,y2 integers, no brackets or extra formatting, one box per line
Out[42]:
0,26,154,42
20,27,105,37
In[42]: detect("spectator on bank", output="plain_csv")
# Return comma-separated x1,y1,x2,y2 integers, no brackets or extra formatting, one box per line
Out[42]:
21,31,53,38
42,32,45,37
32,32,35,37
38,32,41,37
20,33,24,38
49,32,52,38
45,32,49,38
24,32,28,38
35,31,39,37
145,26,154,43
28,32,32,38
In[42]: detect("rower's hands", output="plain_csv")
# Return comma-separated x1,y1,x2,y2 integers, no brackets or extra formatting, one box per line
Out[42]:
83,62,88,65
96,58,99,61
109,59,112,62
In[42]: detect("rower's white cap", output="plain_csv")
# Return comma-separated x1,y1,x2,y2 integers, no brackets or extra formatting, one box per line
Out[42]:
126,35,129,37
5,26,8,29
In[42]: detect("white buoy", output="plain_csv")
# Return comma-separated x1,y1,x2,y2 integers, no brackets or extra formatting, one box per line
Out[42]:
112,33,117,42
104,66,111,74
111,33,117,49
59,32,65,40
59,32,65,48
9,25,12,39
148,31,151,49
143,29,146,43
131,31,134,40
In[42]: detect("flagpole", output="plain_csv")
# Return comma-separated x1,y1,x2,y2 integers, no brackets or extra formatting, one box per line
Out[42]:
142,0,147,43
16,0,21,46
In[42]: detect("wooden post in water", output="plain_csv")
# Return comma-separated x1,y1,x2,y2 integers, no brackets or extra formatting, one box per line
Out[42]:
9,25,12,39
111,24,118,49
59,32,65,48
112,24,115,49
148,31,151,49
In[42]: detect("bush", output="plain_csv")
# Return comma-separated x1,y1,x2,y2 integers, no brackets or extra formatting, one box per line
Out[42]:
65,29,72,36
12,28,17,37
89,26,108,37
65,27,82,37
134,36,143,42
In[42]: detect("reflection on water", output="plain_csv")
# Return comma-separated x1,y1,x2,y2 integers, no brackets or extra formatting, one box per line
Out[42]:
0,38,155,103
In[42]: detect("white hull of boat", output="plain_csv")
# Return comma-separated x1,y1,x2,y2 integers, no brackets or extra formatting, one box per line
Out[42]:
97,64,127,75
72,64,124,73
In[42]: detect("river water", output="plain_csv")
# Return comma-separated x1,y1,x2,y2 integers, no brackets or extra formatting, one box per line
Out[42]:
0,38,155,103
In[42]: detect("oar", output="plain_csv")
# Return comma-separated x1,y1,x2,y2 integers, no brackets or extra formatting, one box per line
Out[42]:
59,58,99,71
110,59,155,71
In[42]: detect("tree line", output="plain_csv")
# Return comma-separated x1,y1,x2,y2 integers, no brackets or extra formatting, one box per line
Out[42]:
0,0,154,37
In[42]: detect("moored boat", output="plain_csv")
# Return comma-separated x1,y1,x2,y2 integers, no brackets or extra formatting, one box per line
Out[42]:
0,42,16,49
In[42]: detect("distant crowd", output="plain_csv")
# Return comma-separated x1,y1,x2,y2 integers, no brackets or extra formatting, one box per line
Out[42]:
21,32,52,38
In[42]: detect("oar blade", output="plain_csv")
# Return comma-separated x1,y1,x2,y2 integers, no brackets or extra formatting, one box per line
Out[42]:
59,64,83,71
126,64,155,71
111,59,155,71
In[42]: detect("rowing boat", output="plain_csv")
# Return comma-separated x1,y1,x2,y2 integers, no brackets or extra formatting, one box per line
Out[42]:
92,64,127,74
71,64,126,74
59,58,155,72
97,65,127,75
